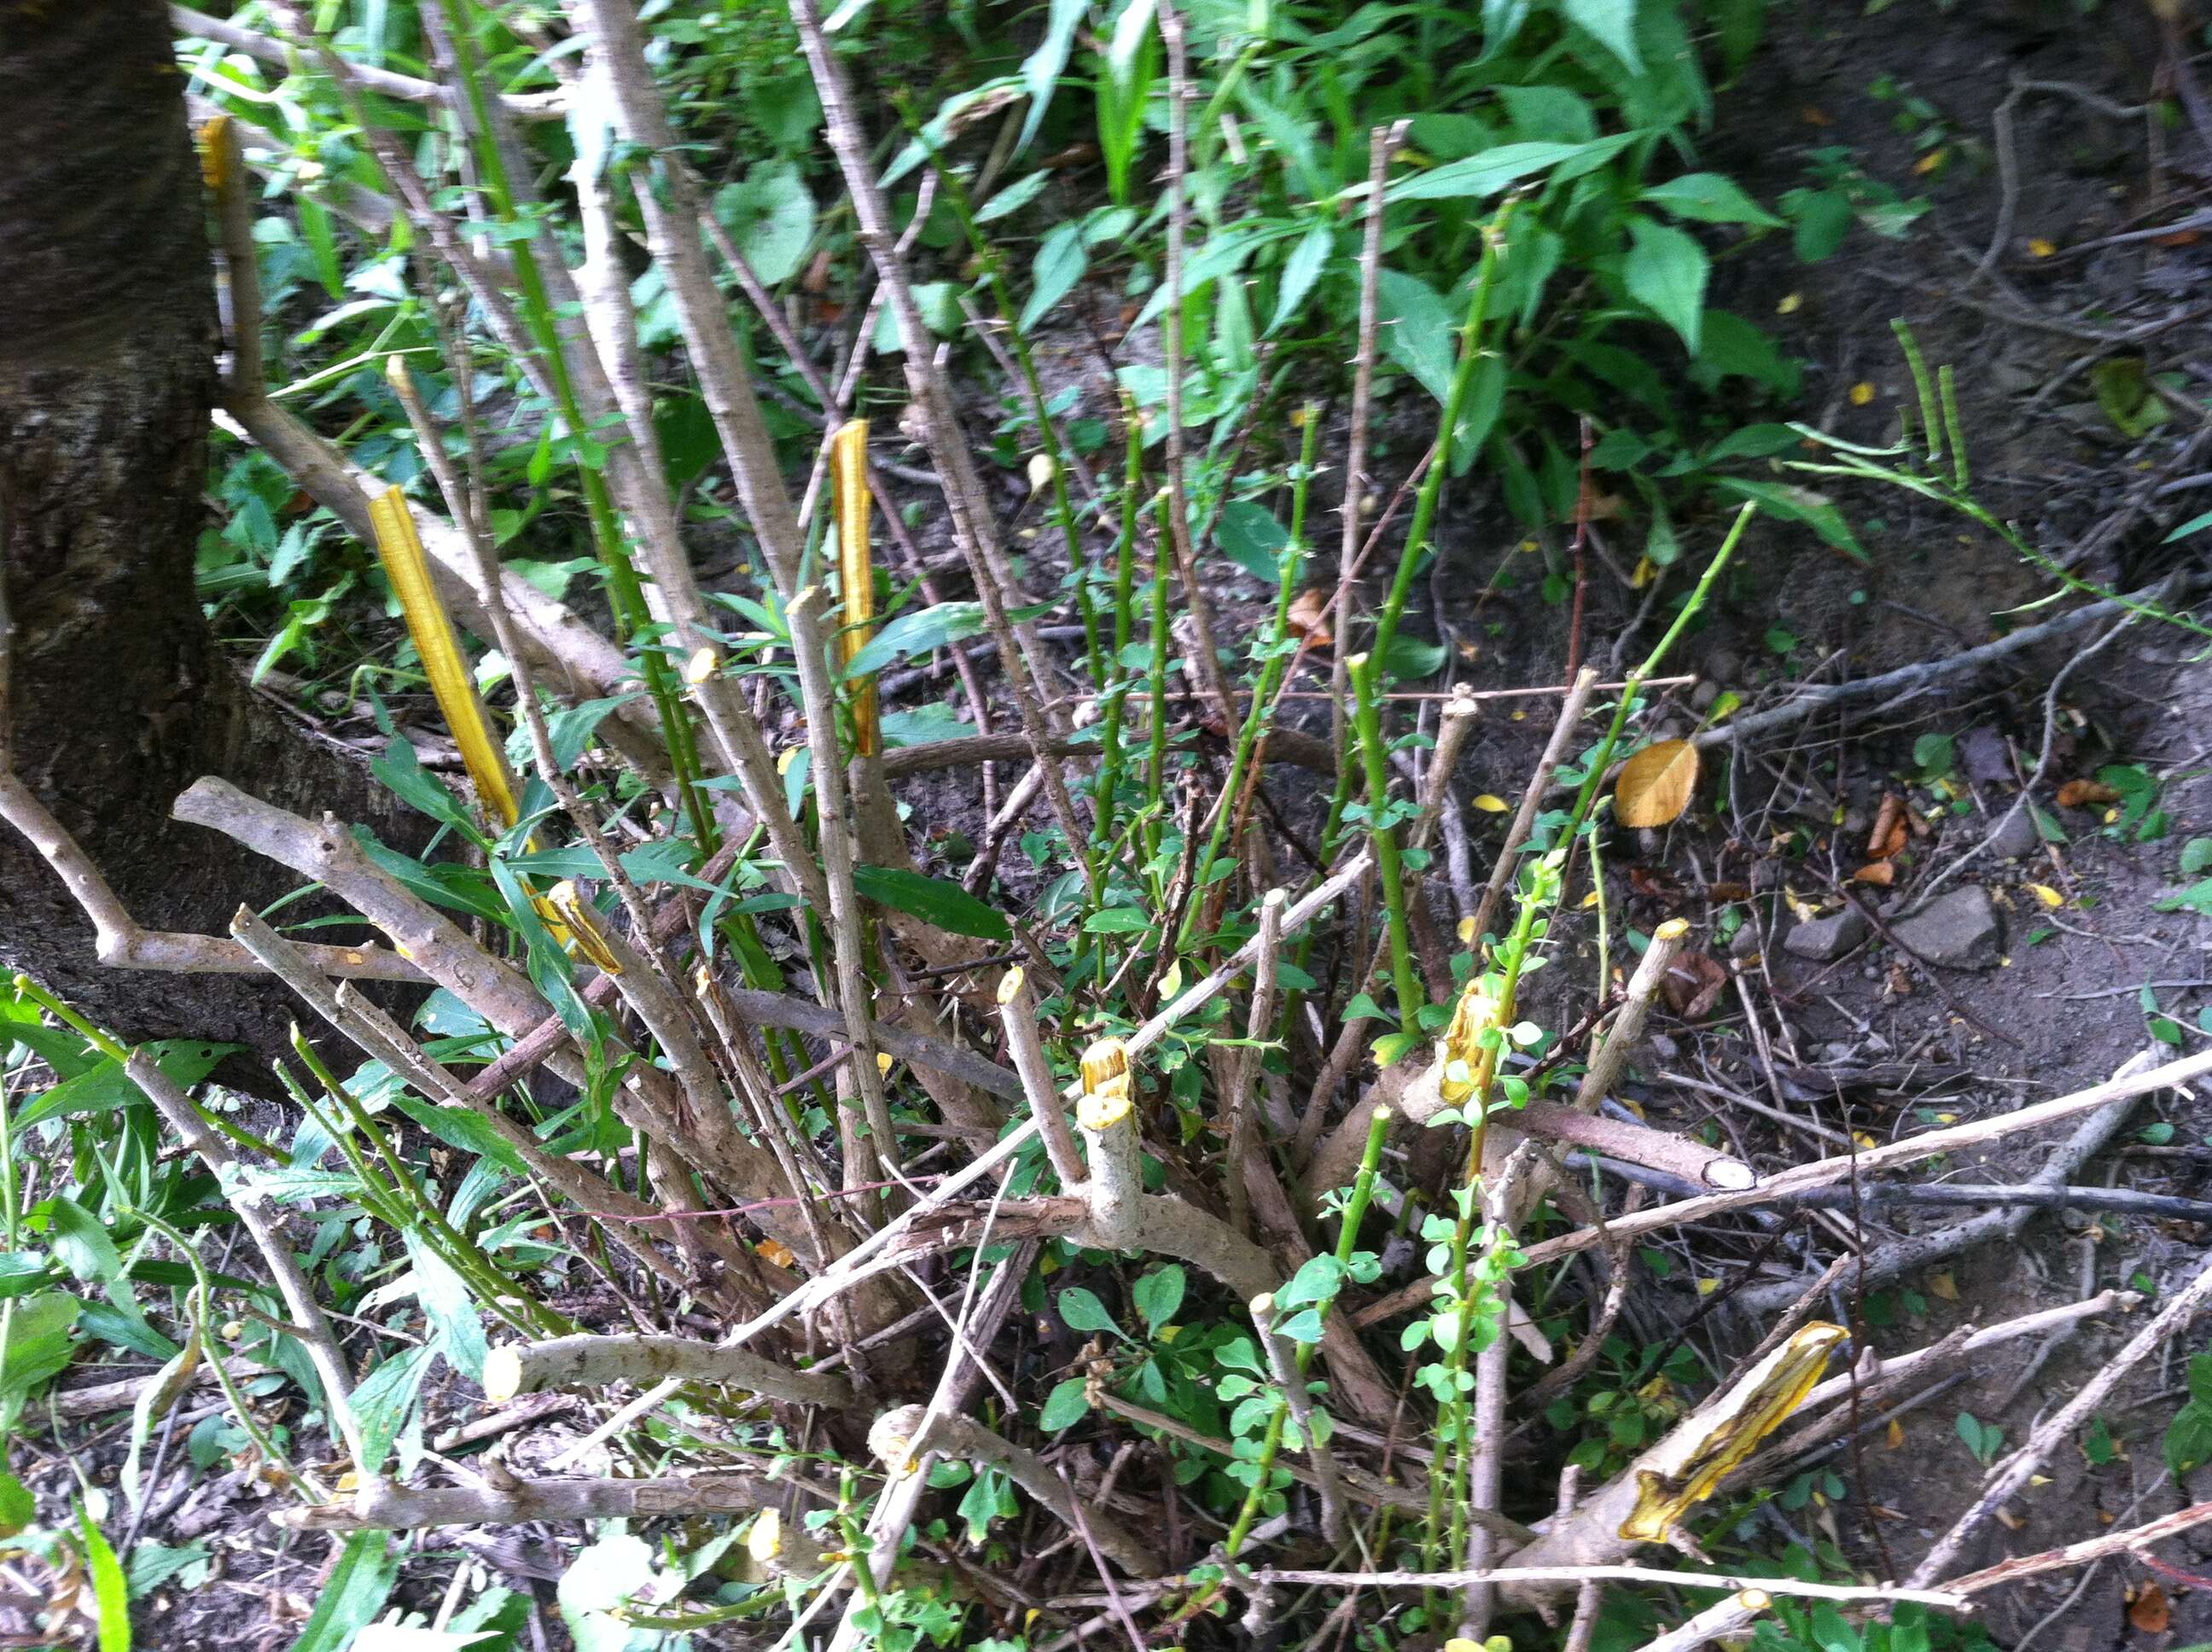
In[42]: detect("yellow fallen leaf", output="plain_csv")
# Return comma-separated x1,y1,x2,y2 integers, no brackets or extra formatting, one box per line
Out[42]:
1886,1419,1905,1450
1580,890,1603,909
1457,916,1480,944
1928,1270,1959,1301
1157,959,1183,999
1473,794,1512,813
1778,292,1804,314
1849,381,1877,406
1697,1277,1721,1296
1631,555,1658,589
1615,739,1700,829
1913,148,1947,175
2029,237,2057,258
2027,882,2063,908
757,1238,796,1269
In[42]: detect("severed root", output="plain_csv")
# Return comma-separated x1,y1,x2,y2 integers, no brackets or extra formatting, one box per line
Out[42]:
868,1405,1161,1576
1500,1323,1846,1605
483,1335,853,1410
278,1469,771,1532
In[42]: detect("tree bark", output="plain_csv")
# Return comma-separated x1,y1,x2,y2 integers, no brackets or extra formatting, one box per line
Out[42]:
0,0,422,1082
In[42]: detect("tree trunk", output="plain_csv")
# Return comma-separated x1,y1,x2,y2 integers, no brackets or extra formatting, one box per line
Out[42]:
0,0,423,1083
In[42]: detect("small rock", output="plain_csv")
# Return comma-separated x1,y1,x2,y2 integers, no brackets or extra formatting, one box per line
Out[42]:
1891,886,2004,970
1784,909,1870,963
1729,922,1761,958
1691,679,1721,713
1646,1032,1681,1062
1819,1040,1858,1064
1704,649,1742,683
1989,807,2040,860
1960,725,2013,784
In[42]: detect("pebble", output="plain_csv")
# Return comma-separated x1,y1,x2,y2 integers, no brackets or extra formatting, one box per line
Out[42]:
1988,807,2040,860
1890,886,2004,970
1783,908,1870,963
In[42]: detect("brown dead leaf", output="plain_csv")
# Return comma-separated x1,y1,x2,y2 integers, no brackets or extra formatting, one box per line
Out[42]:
1867,794,1908,859
2130,1582,2172,1635
1616,739,1700,829
1661,951,1730,1020
1852,862,1896,887
2058,778,2121,808
757,1238,797,1270
1285,587,1335,649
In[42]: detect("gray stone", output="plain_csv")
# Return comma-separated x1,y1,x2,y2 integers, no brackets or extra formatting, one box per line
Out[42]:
1784,909,1870,963
1891,886,2004,970
1988,806,2040,861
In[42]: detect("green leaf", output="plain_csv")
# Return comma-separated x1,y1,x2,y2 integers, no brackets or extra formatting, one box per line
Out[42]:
405,1234,489,1383
1132,1265,1185,1332
19,1039,236,1129
0,1469,32,1539
1381,636,1448,682
977,171,1052,224
351,1344,432,1477
559,1533,661,1652
1022,222,1088,331
1275,1254,1347,1312
1038,1376,1091,1432
1016,0,1088,151
871,281,963,352
2168,1401,2212,1475
1217,501,1291,584
1057,1285,1126,1339
76,1503,131,1652
1714,479,1866,561
44,1197,122,1286
1563,0,1642,73
1267,221,1333,337
2180,837,2212,876
1083,906,1153,934
2163,506,2212,543
1376,270,1457,404
712,162,815,288
2154,879,2212,916
282,1532,398,1652
1385,134,1639,202
1641,172,1782,227
852,864,1012,940
534,694,640,775
0,1291,81,1417
372,736,482,839
842,601,993,679
1623,216,1708,355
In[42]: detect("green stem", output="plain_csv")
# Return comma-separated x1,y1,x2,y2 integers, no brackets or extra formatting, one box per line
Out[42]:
1180,409,1323,945
1223,1399,1286,1562
1086,402,1148,902
1348,653,1422,1031
1370,198,1516,678
1141,492,1176,870
435,0,715,851
1424,503,1758,1571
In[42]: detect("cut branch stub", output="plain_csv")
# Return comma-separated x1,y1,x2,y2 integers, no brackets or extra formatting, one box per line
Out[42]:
482,1334,853,1411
